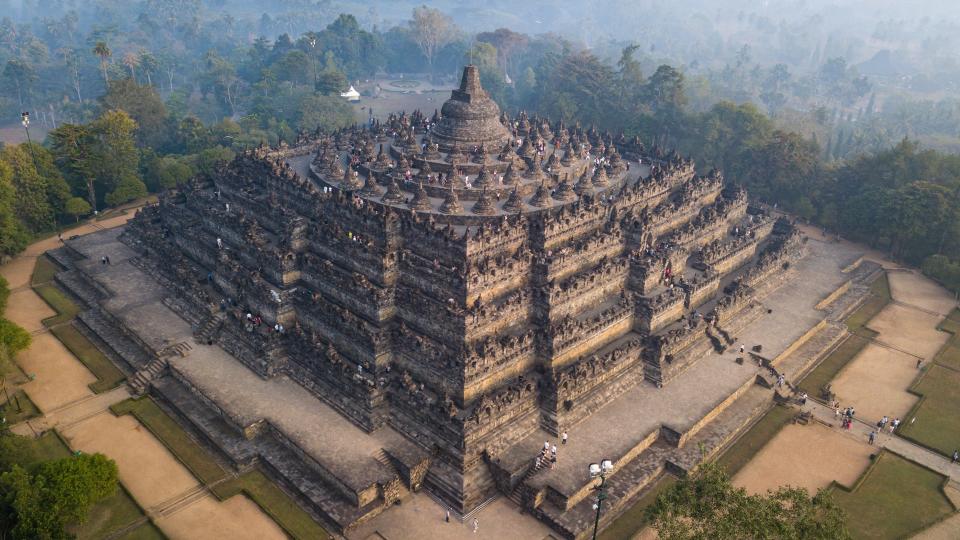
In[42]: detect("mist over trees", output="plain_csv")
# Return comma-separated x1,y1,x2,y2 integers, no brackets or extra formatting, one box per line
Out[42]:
0,0,958,292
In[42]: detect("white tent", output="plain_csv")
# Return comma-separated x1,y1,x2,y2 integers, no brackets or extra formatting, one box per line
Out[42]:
340,86,361,101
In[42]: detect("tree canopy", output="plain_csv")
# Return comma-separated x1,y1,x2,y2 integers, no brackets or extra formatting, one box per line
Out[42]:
647,461,850,540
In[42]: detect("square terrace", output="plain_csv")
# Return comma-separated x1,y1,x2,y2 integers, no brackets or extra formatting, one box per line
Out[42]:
507,236,861,498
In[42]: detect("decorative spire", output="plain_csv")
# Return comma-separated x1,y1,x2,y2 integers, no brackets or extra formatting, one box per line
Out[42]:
410,183,433,212
381,180,405,205
359,170,382,197
592,165,610,188
503,163,522,188
474,167,496,190
503,187,524,213
553,174,577,202
439,186,463,214
529,180,552,207
471,188,497,215
417,161,433,182
342,165,364,190
574,169,594,196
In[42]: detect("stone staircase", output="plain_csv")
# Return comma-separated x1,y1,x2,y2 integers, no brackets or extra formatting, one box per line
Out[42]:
508,458,548,508
129,357,169,395
158,341,193,358
194,312,225,345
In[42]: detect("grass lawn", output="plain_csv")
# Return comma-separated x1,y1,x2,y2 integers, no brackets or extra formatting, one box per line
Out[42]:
116,522,166,540
1,389,41,424
832,452,955,539
933,337,960,371
598,474,677,540
798,332,873,396
50,323,125,393
28,430,72,462
31,254,59,285
717,404,796,476
33,282,80,326
71,485,148,540
899,364,960,457
111,397,227,485
845,273,891,333
211,468,331,540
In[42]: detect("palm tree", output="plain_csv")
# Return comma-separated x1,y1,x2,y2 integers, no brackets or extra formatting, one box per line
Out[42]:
122,52,140,81
93,41,111,85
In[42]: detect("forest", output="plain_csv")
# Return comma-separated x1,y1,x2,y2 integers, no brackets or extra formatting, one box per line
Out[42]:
0,0,959,292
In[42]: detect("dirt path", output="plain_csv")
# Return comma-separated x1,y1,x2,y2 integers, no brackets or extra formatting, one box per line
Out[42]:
733,423,874,495
1,206,287,540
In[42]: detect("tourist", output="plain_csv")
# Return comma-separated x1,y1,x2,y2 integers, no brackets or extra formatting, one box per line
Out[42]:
868,431,876,445
916,359,922,369
890,418,899,433
798,392,808,406
473,518,479,533
544,441,550,452
739,345,745,355
101,256,107,265
952,450,958,464
562,431,568,445
445,509,450,523
880,415,888,431
551,445,557,460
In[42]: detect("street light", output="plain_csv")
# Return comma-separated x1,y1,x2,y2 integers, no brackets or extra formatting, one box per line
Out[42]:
589,459,614,540
20,112,41,172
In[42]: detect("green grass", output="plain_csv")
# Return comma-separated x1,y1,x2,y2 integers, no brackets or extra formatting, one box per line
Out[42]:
598,474,677,540
899,364,960,457
832,451,955,539
1,389,41,424
716,404,796,476
211,468,331,540
31,254,59,285
116,522,167,540
33,283,80,326
111,397,227,485
933,338,960,371
845,273,891,332
50,324,125,393
71,484,149,540
29,430,73,462
798,332,874,396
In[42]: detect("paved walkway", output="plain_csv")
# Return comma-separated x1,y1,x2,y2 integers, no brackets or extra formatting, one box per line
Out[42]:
1,204,287,540
800,398,960,480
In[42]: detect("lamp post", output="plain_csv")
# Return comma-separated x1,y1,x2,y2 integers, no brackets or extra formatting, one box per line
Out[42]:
21,112,40,169
589,459,614,540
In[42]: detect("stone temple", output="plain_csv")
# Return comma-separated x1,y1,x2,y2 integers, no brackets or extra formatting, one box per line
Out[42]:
50,66,880,537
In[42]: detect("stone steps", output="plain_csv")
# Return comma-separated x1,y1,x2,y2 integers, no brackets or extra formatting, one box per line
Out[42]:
129,357,169,396
77,309,154,371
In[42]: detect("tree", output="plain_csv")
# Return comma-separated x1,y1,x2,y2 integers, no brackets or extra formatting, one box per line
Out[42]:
647,461,849,539
89,110,144,206
0,319,30,355
0,453,118,538
49,124,97,214
1,59,38,109
139,50,158,87
0,162,29,259
63,197,91,223
410,6,457,80
295,93,355,133
476,28,528,76
93,41,111,85
315,68,348,96
121,52,140,81
0,145,69,234
143,155,193,191
100,79,169,149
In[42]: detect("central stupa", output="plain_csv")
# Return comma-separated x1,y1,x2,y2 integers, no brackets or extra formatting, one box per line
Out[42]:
428,65,512,152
